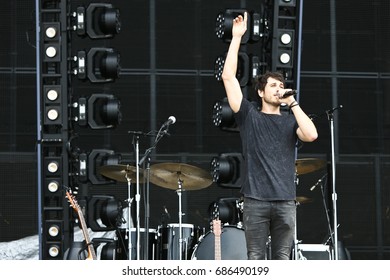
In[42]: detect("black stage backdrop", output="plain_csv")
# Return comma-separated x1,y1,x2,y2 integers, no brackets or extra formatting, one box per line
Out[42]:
0,0,389,260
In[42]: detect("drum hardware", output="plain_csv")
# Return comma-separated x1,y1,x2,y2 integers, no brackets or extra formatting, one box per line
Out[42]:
292,158,325,260
157,223,201,260
149,162,212,260
98,161,212,260
99,163,140,259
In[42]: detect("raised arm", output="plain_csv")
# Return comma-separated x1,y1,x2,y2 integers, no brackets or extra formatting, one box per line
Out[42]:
221,12,248,113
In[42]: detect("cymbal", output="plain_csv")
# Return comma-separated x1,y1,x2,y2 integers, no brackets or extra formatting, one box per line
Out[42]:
296,158,327,175
149,162,213,191
296,196,313,204
98,164,144,183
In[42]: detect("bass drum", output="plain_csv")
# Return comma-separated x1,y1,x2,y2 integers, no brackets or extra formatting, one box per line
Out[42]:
191,226,247,260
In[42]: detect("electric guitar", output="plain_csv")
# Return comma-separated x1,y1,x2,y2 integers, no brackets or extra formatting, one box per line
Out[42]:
66,190,97,260
211,203,222,260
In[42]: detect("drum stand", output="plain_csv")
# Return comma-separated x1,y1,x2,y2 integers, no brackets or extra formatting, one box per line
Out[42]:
134,135,141,260
125,175,134,260
176,178,184,260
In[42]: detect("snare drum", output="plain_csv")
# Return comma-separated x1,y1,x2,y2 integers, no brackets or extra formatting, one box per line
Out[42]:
191,225,247,260
157,223,202,260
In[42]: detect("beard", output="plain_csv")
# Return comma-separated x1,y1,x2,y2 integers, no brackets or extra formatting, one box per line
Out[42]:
262,95,281,107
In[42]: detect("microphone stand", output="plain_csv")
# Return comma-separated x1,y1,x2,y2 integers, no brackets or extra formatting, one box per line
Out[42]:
137,125,170,259
316,174,334,245
128,130,155,260
325,105,342,260
134,134,141,260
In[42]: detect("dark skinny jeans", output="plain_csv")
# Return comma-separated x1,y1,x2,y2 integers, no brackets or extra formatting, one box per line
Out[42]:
243,197,296,260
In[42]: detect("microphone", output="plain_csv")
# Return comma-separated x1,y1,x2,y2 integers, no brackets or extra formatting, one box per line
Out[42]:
310,179,322,191
163,116,176,127
282,90,297,98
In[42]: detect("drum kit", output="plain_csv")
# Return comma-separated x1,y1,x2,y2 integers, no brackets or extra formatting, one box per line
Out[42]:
97,157,327,260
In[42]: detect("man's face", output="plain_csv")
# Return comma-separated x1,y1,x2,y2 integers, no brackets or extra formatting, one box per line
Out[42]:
260,77,285,105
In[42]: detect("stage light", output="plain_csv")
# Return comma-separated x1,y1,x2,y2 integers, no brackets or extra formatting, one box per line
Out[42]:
43,85,62,125
47,108,59,121
76,48,121,83
44,221,63,242
279,51,291,65
48,162,58,173
45,27,57,39
87,195,123,231
214,52,249,87
47,180,60,193
42,21,61,62
279,30,294,48
212,97,238,132
280,32,292,45
208,198,241,225
45,46,57,57
48,225,60,237
43,22,60,40
45,158,61,176
214,55,225,82
46,89,59,101
210,153,244,188
276,29,294,68
43,43,60,62
78,149,121,185
48,245,60,257
215,9,252,43
76,93,122,129
74,3,121,39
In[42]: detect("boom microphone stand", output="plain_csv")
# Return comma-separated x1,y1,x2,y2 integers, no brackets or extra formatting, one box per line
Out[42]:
326,105,342,260
128,130,157,260
137,117,175,259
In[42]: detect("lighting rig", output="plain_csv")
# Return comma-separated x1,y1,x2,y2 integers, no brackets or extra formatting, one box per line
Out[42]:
38,0,123,260
67,2,125,260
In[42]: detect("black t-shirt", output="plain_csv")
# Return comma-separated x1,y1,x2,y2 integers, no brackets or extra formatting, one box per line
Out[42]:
235,99,298,201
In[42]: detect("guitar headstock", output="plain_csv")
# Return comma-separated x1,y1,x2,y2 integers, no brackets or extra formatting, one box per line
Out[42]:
65,190,81,213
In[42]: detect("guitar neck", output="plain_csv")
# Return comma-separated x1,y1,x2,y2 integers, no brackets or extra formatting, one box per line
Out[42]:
215,235,221,260
77,209,97,260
